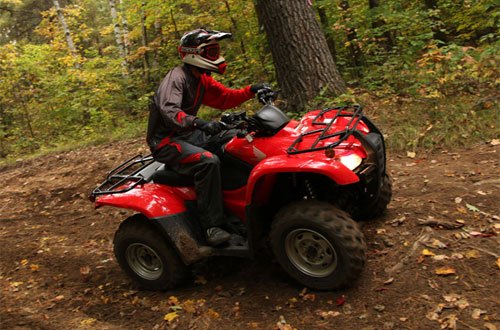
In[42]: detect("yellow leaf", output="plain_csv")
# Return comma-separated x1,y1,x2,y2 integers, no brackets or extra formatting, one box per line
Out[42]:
80,318,96,326
167,296,180,306
435,267,456,275
207,308,220,319
30,264,39,271
20,259,28,266
422,249,435,256
464,250,479,259
164,312,178,322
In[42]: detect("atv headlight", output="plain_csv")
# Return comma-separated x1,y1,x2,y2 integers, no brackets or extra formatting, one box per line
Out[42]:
339,154,362,170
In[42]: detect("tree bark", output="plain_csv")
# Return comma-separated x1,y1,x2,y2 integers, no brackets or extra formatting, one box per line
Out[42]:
140,2,150,83
108,0,127,75
254,0,346,113
118,0,130,57
52,0,79,67
423,0,447,44
317,5,336,61
368,0,393,51
339,0,363,69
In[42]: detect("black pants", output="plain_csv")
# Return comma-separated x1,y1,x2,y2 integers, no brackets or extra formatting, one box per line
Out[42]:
152,129,236,230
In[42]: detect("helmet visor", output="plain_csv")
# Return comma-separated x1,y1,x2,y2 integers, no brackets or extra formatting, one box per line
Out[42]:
202,44,220,61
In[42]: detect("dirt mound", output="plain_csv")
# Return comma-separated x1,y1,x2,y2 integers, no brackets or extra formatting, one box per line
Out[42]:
1,140,498,329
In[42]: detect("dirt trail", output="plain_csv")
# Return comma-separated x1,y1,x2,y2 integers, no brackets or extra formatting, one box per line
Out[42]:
0,140,499,330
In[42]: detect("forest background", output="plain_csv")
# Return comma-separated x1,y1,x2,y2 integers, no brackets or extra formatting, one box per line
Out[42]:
0,0,497,160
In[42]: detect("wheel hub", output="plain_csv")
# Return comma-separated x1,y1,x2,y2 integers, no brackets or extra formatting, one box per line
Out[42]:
285,229,337,277
126,243,163,280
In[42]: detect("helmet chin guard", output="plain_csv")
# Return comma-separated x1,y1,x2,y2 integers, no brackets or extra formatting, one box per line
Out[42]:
178,28,232,74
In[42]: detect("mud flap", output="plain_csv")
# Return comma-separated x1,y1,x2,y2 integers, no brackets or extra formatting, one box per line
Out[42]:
151,213,212,265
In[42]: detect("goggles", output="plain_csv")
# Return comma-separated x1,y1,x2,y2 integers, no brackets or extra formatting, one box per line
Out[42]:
201,44,220,61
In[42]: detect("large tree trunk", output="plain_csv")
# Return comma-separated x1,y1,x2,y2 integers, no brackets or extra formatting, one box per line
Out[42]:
254,0,346,113
52,0,79,67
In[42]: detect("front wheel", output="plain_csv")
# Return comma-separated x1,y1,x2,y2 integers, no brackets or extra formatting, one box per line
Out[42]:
113,214,187,290
271,201,366,290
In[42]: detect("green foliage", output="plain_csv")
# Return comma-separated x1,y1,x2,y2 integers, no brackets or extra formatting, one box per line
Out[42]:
0,0,497,159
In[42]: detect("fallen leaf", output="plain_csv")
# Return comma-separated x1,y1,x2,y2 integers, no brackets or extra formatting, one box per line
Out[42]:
207,308,220,319
164,312,178,322
432,255,449,261
484,322,497,330
464,250,480,259
471,308,486,319
454,197,462,204
20,259,28,266
302,293,316,302
497,258,500,269
80,266,91,282
490,139,500,146
435,267,456,276
53,295,64,302
168,296,179,305
407,151,416,158
30,264,39,271
336,295,346,306
247,322,260,329
466,203,480,212
80,318,96,326
422,249,436,256
440,314,457,329
443,294,460,302
383,277,394,285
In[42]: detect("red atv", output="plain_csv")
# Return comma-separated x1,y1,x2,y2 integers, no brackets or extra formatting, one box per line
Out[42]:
90,89,391,291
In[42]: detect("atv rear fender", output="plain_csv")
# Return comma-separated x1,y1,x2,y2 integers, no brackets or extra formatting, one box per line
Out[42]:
245,154,359,205
94,183,195,218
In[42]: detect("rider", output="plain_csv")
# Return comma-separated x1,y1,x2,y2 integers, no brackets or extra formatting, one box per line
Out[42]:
147,28,268,246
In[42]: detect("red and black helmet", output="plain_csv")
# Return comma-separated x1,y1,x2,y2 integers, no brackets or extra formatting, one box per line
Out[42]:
178,28,232,74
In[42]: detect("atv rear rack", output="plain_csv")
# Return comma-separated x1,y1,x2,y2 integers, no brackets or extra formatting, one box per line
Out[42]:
287,105,363,155
90,154,155,200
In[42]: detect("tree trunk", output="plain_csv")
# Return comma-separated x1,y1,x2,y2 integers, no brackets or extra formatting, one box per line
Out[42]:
339,0,363,69
424,0,447,44
254,0,346,113
368,0,393,51
118,0,130,57
317,5,336,61
153,16,162,70
108,0,127,75
140,2,150,83
52,0,79,67
170,9,181,39
223,0,245,54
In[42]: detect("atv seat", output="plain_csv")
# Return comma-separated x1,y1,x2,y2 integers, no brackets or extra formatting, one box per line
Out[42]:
149,165,194,187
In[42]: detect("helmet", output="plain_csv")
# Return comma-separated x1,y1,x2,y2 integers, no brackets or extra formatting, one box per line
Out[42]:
178,28,232,74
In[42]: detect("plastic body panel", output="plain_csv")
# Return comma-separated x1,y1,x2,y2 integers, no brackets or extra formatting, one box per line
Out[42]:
95,183,196,218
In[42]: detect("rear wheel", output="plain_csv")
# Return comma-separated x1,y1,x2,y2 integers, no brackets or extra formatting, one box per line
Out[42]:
271,201,366,290
113,214,187,290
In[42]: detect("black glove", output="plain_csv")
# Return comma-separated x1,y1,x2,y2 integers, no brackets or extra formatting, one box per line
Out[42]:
194,118,223,135
250,83,271,94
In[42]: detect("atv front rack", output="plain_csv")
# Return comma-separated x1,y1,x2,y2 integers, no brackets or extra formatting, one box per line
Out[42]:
90,154,155,200
287,105,363,155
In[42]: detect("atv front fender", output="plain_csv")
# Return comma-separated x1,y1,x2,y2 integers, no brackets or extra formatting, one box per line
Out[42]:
95,183,195,218
245,154,359,205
